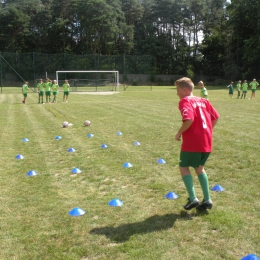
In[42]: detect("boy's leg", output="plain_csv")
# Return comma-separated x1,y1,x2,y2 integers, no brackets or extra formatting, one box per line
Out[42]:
181,168,196,201
195,166,210,201
195,161,213,210
180,167,199,210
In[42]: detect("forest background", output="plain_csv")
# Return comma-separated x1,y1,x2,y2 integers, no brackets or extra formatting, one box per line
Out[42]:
0,0,259,82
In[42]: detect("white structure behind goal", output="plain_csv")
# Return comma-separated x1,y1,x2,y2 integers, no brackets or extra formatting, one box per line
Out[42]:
56,70,119,92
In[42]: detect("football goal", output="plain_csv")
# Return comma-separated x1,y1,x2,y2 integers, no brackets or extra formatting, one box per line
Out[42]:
56,70,119,92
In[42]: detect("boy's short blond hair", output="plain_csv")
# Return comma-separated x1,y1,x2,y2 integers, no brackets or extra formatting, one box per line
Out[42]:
175,77,194,91
198,80,204,87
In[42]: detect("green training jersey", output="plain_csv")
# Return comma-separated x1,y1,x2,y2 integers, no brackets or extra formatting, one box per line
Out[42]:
45,82,52,92
227,84,233,91
236,83,241,90
37,83,44,91
242,83,248,91
52,84,59,92
249,81,259,90
62,83,70,92
200,87,208,99
22,84,29,94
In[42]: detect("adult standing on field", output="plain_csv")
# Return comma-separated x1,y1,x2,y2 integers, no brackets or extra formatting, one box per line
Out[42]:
174,77,219,211
241,80,248,99
37,78,44,104
62,79,70,102
249,79,259,99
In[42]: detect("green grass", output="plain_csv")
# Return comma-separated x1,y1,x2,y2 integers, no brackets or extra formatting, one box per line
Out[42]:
0,86,259,260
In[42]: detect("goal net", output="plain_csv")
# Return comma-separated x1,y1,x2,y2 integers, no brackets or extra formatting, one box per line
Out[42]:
56,70,119,92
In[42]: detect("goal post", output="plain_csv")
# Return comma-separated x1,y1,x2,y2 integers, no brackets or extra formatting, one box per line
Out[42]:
56,70,119,92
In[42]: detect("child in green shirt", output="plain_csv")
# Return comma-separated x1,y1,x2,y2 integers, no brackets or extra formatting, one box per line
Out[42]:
249,79,259,99
227,81,234,98
198,81,208,99
241,80,248,99
51,80,59,103
37,78,44,104
236,80,241,99
22,81,29,104
62,79,70,102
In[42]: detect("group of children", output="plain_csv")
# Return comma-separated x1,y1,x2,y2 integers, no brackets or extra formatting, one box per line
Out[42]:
227,79,259,99
195,79,259,100
22,78,70,104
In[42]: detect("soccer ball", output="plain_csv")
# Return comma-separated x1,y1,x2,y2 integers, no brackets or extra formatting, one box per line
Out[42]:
84,120,91,126
62,121,69,128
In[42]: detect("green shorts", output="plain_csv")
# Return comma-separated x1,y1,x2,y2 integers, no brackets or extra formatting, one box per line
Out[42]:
243,91,247,93
39,91,44,96
23,93,27,98
53,92,57,95
252,89,256,93
64,91,69,95
45,91,51,96
179,151,210,168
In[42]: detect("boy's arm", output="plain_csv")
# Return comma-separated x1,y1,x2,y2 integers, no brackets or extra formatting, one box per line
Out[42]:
175,120,193,141
212,119,218,128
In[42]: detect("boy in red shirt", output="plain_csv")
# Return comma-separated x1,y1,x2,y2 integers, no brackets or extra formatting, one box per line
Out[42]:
175,77,219,210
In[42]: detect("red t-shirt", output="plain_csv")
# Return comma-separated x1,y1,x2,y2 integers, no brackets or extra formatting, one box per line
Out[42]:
179,96,219,152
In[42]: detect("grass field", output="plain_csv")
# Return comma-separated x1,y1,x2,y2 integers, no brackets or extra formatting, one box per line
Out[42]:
0,86,259,260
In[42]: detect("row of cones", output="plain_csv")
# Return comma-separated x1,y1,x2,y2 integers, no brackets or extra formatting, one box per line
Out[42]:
68,184,226,216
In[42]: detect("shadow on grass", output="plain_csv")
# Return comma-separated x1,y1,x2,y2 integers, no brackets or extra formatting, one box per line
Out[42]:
90,212,202,242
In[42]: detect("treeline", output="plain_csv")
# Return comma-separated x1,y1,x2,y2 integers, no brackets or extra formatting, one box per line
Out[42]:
0,0,259,79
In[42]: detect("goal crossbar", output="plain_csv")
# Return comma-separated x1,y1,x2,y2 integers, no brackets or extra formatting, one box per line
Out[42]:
56,70,119,92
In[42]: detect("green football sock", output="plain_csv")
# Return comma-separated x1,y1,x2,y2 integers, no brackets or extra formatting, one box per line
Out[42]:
198,173,210,201
182,174,196,201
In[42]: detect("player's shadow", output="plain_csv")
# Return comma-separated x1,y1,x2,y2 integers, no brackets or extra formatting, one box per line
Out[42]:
90,212,195,242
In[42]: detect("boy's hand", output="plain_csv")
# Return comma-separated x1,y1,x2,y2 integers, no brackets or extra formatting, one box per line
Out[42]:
175,133,181,141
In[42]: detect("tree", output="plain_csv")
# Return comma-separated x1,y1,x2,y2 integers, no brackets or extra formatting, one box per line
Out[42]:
227,0,260,78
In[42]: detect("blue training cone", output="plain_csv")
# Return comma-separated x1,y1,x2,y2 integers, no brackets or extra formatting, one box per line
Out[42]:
108,198,124,207
15,154,24,160
211,184,225,192
71,167,82,174
134,141,140,146
123,162,133,168
27,170,38,177
241,254,260,260
157,158,166,164
55,136,62,140
165,191,178,200
67,148,76,152
87,133,94,138
68,207,86,216
116,131,123,136
101,144,108,148
22,138,29,142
